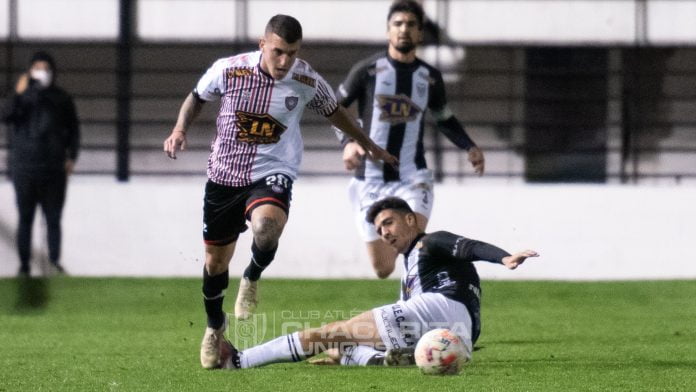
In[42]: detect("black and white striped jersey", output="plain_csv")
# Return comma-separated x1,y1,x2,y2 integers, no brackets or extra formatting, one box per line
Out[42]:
337,52,475,182
401,231,511,342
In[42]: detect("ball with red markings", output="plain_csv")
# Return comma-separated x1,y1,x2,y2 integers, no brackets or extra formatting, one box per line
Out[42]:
414,328,471,375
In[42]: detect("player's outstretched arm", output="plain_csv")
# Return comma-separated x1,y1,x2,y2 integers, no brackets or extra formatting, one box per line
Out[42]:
328,106,398,168
501,250,539,270
163,92,204,159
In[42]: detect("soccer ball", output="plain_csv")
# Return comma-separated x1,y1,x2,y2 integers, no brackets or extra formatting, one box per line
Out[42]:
414,328,470,375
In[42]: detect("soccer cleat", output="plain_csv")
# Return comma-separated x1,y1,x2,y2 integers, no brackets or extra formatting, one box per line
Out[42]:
384,346,416,366
219,337,241,369
234,277,258,320
200,319,227,369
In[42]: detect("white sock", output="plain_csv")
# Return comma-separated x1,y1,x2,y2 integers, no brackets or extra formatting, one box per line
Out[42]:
240,332,305,368
340,345,384,366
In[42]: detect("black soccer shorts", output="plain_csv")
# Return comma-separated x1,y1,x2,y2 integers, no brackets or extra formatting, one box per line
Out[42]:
202,173,293,246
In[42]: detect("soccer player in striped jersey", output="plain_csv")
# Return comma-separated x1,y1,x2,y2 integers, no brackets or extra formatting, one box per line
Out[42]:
218,197,538,369
336,0,485,279
163,14,397,369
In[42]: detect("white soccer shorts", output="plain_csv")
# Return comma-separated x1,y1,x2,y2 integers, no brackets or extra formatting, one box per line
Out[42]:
372,292,473,352
348,169,434,242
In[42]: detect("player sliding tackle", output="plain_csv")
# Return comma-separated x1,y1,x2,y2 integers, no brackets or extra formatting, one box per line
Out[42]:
219,197,538,369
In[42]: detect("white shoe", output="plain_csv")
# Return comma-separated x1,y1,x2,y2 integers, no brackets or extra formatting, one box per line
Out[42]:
200,319,227,369
234,278,258,320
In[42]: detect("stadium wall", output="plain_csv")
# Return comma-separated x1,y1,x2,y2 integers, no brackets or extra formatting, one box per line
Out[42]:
0,177,694,280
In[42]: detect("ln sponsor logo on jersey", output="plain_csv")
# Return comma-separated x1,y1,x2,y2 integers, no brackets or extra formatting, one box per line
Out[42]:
376,94,423,124
235,111,287,144
285,96,299,111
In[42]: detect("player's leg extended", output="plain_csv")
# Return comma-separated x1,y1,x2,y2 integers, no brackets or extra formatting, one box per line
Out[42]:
223,310,384,369
235,203,288,320
365,211,428,279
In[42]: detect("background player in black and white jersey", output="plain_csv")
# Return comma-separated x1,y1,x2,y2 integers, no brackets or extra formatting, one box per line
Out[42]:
336,0,485,279
217,197,537,369
163,15,397,369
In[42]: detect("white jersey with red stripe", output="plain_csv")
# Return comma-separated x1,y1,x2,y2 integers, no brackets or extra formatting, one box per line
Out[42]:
194,50,338,187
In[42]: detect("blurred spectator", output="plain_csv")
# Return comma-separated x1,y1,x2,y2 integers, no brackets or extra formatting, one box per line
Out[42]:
2,51,80,277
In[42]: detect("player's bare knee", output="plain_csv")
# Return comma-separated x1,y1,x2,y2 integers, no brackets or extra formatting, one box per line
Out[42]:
372,258,395,279
205,260,227,276
374,268,393,279
252,216,283,249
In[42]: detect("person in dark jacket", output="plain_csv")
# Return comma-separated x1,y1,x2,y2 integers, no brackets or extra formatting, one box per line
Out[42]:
2,51,80,276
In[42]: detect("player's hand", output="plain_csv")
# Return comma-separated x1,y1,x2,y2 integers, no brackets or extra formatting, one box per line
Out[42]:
342,141,365,171
502,250,539,270
468,146,485,176
15,73,30,94
365,143,398,169
163,130,187,159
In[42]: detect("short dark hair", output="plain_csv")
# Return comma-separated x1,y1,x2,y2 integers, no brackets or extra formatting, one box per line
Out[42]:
366,197,415,224
265,14,303,44
29,50,56,72
387,0,424,29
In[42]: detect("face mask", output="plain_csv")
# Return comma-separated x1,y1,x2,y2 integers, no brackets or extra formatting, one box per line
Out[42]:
30,69,53,88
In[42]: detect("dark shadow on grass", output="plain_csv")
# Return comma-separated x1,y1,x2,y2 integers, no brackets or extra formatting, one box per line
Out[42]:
483,339,562,345
14,276,51,311
649,360,696,369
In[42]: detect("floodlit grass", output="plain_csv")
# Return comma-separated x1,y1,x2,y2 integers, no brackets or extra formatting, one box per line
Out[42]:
1,278,695,391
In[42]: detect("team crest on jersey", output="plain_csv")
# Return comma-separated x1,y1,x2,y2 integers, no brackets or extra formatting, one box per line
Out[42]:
376,94,423,124
235,111,287,144
292,73,316,87
285,96,299,111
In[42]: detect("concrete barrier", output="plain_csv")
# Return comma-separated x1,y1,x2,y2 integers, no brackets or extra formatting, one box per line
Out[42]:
1,176,694,280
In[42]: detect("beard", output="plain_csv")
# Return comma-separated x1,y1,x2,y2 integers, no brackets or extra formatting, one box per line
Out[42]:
394,41,416,54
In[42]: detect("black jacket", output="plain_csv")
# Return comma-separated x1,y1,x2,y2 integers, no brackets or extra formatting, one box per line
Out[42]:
2,81,80,173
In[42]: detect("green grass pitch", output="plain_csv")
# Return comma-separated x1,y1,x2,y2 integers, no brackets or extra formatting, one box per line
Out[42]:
1,278,695,391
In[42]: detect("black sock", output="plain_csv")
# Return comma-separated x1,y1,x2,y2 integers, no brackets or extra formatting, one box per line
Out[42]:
243,241,277,281
202,268,229,329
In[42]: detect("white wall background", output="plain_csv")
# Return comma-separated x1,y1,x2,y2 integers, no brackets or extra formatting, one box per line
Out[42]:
3,0,696,44
1,177,694,281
